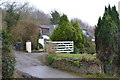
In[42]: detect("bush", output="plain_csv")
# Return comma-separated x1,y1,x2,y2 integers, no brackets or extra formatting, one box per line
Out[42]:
37,43,43,50
95,5,119,75
2,52,16,79
12,20,39,50
47,54,56,65
72,61,81,67
71,20,86,53
50,15,86,53
50,14,75,41
2,29,16,79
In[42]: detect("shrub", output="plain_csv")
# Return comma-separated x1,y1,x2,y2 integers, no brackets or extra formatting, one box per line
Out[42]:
71,20,86,53
37,43,43,50
72,61,81,67
12,20,39,50
2,51,16,79
50,15,86,53
50,14,76,41
2,29,16,79
47,54,56,65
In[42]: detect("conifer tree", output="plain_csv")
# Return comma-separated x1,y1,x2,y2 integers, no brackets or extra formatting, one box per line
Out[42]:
106,5,120,75
71,20,85,52
2,3,20,78
50,10,60,24
95,6,118,75
50,14,75,41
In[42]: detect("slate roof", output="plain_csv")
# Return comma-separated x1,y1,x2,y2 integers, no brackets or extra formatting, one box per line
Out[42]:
80,25,95,39
40,25,51,29
40,24,95,39
87,31,95,39
40,25,58,37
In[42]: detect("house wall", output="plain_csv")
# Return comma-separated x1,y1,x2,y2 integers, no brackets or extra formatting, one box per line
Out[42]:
41,28,49,35
38,39,44,47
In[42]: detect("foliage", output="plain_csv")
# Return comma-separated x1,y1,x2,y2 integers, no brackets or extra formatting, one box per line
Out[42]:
47,54,56,65
47,53,96,67
50,14,76,41
37,43,43,49
50,10,60,24
3,3,20,28
84,37,96,54
71,20,86,53
2,29,16,79
95,5,119,75
2,51,15,79
1,1,50,25
48,53,96,60
72,61,81,67
83,73,113,78
50,14,86,53
20,5,50,25
2,2,20,78
12,20,39,50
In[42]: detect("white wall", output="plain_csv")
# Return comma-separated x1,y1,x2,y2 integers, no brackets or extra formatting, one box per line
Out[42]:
38,39,44,47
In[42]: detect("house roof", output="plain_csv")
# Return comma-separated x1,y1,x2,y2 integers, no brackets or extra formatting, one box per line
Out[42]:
42,29,50,36
40,25,58,37
87,31,95,39
40,25,50,29
80,25,95,39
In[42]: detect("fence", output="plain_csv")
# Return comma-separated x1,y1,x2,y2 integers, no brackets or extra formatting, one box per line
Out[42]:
46,41,74,53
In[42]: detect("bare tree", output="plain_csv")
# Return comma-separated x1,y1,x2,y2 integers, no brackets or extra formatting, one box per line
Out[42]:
0,1,50,25
18,3,50,25
12,20,40,50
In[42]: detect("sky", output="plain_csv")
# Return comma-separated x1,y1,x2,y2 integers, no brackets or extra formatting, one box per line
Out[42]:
1,0,120,26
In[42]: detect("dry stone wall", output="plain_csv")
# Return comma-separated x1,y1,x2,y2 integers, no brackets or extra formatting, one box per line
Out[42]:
50,57,103,74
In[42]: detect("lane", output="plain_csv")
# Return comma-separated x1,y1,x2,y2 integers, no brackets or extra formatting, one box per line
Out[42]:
14,51,81,78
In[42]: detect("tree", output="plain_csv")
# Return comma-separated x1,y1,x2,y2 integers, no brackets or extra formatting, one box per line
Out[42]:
50,14,76,41
71,20,85,53
1,1,50,25
2,2,20,78
12,20,39,50
108,6,120,74
19,5,51,25
50,10,60,24
95,5,119,75
3,2,20,28
50,14,86,53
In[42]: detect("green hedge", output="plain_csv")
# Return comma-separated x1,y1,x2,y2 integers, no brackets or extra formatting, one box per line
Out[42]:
2,51,16,79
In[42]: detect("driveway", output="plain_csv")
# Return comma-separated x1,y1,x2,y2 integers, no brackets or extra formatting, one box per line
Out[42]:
14,51,82,78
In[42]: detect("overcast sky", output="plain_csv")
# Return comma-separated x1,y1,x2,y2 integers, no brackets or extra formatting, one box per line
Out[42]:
1,0,120,26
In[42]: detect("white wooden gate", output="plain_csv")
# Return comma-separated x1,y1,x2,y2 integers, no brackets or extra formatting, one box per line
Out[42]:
46,41,74,53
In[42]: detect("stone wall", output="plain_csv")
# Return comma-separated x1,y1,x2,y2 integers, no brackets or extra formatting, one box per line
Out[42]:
51,57,103,74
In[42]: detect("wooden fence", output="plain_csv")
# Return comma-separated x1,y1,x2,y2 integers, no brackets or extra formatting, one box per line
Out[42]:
46,41,74,53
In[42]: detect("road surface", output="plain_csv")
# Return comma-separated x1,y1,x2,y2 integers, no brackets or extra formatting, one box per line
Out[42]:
14,51,82,78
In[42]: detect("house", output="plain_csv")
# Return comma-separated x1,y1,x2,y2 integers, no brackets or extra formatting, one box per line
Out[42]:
38,24,95,48
80,26,95,42
39,25,58,39
38,25,58,47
